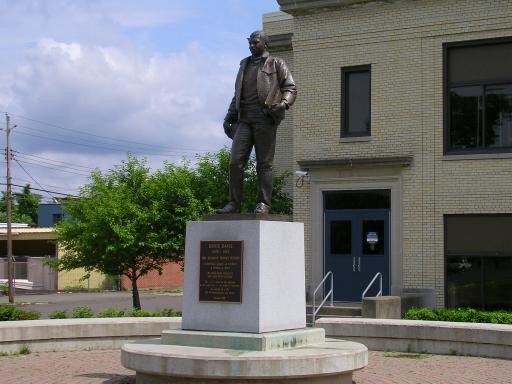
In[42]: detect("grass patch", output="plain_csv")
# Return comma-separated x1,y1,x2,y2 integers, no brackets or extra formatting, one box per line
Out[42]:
147,288,183,296
62,285,103,293
0,345,31,357
384,351,431,359
19,345,31,355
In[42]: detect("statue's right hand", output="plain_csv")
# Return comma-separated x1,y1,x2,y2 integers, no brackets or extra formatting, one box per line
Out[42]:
223,121,234,139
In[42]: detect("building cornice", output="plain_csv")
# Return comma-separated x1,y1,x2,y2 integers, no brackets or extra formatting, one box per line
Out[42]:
263,11,294,23
269,33,293,52
297,156,413,169
277,0,380,15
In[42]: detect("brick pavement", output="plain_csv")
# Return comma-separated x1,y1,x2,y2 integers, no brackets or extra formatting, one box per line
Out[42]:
0,350,511,383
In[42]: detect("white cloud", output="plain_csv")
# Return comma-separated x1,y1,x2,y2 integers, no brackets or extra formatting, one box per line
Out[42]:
14,37,235,138
0,0,261,195
38,39,83,61
2,37,237,192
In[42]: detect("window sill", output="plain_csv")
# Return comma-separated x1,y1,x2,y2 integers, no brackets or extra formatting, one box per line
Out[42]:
443,152,512,161
339,136,371,143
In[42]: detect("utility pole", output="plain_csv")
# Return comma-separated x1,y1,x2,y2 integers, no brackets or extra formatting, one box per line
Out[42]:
5,113,14,303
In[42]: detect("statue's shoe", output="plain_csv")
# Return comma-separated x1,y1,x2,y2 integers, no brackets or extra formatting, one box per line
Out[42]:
216,202,241,214
254,202,270,214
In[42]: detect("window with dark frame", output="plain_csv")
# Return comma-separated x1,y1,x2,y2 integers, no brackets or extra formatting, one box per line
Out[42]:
341,65,371,137
445,214,512,310
445,38,512,154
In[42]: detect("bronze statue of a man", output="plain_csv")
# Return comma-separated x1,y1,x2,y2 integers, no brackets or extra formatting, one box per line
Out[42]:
217,31,297,214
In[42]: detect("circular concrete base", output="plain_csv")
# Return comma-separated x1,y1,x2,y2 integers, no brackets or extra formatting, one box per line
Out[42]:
136,372,353,383
121,338,367,383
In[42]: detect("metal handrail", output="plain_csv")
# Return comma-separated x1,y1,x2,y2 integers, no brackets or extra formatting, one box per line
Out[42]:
362,272,382,301
312,271,333,326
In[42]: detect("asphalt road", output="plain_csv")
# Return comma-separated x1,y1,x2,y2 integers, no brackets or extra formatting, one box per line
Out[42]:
0,290,183,318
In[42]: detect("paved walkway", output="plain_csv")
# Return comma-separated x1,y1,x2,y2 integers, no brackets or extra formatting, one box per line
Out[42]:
0,350,511,383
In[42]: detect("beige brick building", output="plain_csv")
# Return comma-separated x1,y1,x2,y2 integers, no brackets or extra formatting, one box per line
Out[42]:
264,0,512,308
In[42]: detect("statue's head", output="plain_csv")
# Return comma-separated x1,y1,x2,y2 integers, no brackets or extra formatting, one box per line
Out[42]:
247,31,269,57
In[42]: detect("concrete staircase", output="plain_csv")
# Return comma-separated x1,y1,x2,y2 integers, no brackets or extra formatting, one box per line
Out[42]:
306,303,362,326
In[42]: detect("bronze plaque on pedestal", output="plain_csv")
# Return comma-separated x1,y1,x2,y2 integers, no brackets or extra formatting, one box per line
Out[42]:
199,241,243,303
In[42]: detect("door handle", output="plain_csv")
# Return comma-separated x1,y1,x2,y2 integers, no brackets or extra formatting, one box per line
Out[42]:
352,256,356,272
358,257,361,272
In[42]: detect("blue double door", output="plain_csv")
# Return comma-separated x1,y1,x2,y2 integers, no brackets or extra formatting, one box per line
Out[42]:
325,209,390,302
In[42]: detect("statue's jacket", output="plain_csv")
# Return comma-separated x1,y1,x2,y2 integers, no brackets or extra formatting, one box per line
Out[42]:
225,52,297,125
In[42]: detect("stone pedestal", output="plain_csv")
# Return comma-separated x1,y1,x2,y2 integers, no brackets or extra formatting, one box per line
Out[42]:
121,217,368,382
182,220,305,333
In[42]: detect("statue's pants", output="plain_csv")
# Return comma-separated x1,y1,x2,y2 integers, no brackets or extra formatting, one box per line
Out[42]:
229,111,277,207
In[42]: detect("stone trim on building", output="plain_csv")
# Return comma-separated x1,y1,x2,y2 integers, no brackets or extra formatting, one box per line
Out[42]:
277,0,377,15
297,156,413,170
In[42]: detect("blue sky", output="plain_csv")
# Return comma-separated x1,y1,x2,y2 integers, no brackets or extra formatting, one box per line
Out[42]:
0,0,280,199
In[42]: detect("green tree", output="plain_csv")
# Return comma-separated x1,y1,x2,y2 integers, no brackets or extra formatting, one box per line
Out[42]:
193,147,292,215
0,184,41,224
55,156,206,309
14,185,41,224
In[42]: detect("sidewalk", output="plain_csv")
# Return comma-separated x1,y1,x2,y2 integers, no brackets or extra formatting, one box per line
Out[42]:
0,349,511,383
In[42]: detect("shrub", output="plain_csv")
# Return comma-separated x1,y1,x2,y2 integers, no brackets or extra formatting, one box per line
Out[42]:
404,307,438,321
404,307,512,324
0,304,40,321
157,308,182,317
13,308,40,320
129,309,153,317
97,308,125,318
0,304,17,321
1,304,183,320
71,306,94,318
49,310,68,319
129,308,182,317
0,283,8,296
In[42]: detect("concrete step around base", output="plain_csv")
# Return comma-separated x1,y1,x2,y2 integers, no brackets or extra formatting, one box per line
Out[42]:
162,328,325,351
307,314,362,319
307,315,362,327
306,305,362,317
121,338,368,381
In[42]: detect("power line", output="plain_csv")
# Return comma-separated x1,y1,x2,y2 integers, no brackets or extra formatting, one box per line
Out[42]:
7,112,211,153
11,178,79,193
16,124,196,156
14,152,96,173
13,151,98,171
0,183,78,198
14,159,59,201
14,128,188,158
14,158,90,177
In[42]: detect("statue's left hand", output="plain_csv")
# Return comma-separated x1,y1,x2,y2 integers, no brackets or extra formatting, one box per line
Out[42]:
223,121,234,139
271,101,287,112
